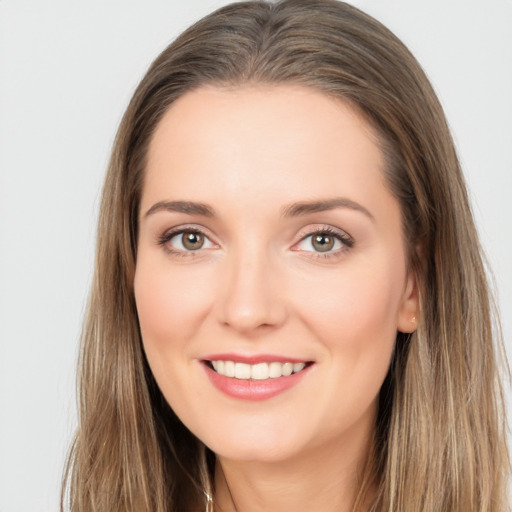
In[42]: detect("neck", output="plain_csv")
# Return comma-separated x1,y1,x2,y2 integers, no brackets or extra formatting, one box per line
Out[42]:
213,423,376,512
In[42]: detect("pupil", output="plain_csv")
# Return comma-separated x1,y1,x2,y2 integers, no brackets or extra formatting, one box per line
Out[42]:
313,234,334,252
183,232,204,250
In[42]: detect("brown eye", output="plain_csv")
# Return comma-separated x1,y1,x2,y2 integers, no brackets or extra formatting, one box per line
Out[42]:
293,228,351,256
311,234,335,252
181,231,205,250
162,228,215,254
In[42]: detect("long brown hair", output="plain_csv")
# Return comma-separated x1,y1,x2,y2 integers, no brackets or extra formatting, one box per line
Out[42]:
62,1,510,510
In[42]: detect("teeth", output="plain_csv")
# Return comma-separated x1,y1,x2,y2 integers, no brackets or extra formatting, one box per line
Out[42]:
234,362,251,379
251,362,269,380
210,360,307,380
224,360,235,377
282,362,293,376
269,362,283,378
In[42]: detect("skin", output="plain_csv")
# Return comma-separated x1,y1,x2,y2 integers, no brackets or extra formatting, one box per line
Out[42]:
134,85,419,512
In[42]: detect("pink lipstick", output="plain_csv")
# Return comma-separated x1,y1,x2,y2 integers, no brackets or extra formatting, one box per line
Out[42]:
202,354,313,401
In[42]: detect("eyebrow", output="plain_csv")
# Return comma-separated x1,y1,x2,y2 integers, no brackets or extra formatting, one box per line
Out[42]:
144,200,215,218
281,197,375,222
144,197,374,222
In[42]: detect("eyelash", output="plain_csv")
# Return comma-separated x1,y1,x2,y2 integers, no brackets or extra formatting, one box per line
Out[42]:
157,225,354,259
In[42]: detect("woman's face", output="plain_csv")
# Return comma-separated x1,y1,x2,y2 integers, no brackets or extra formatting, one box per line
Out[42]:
135,86,418,463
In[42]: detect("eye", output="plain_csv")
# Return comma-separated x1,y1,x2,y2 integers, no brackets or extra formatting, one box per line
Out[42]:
161,228,216,253
297,232,342,252
293,227,353,255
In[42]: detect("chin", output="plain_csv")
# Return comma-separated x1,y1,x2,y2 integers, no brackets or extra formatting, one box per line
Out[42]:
211,440,300,464
196,420,315,464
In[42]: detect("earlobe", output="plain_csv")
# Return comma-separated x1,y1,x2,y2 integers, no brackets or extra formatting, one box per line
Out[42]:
397,270,420,333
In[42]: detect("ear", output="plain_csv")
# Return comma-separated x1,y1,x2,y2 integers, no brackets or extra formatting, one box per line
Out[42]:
396,268,420,333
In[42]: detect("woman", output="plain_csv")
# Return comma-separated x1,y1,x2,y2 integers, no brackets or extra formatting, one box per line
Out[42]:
62,1,510,511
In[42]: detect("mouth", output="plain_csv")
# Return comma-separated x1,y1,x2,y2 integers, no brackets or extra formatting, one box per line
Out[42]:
205,360,312,380
201,356,314,401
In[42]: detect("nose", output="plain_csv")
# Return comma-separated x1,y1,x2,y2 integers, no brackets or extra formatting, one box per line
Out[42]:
216,247,288,335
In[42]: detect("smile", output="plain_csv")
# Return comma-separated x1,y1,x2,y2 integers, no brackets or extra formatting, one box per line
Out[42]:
210,360,307,380
202,357,313,401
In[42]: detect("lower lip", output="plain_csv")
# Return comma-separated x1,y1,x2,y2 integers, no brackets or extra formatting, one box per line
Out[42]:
203,363,312,401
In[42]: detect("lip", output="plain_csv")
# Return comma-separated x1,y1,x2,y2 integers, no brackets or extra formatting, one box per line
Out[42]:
202,353,310,364
201,356,313,401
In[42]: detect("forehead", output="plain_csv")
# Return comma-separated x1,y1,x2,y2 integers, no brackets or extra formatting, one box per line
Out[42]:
142,85,389,216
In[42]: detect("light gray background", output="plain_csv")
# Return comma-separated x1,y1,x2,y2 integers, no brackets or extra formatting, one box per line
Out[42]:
0,1,510,511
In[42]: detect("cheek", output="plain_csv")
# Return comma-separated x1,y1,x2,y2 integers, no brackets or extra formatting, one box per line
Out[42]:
298,259,402,331
133,258,220,421
134,259,213,357
292,254,404,386
336,271,399,344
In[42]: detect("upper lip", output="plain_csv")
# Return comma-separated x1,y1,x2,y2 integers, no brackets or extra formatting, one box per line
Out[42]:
202,353,312,364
